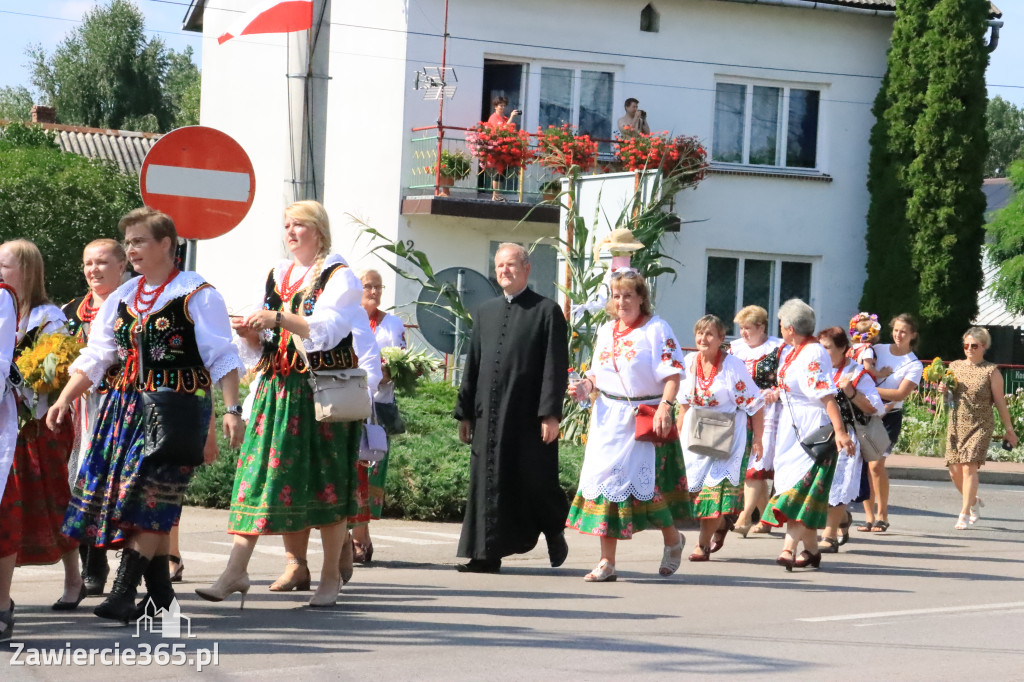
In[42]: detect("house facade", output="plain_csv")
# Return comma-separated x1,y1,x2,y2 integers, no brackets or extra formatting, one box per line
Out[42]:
183,0,894,342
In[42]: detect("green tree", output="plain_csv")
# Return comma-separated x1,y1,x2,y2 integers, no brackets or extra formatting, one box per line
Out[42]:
985,96,1024,178
904,0,989,358
0,86,33,122
0,123,141,303
985,160,1024,314
27,0,200,133
166,46,201,127
860,0,935,325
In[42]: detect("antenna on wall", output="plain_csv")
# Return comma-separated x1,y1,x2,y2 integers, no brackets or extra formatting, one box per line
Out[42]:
413,66,458,100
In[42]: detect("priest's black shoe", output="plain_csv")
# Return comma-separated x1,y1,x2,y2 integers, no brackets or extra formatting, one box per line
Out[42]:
547,531,569,568
456,559,501,574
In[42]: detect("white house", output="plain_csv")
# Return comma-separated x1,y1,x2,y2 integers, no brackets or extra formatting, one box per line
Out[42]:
182,0,900,342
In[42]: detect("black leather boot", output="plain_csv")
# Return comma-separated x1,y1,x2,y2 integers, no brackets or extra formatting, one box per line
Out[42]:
93,549,149,623
81,544,110,596
133,555,175,620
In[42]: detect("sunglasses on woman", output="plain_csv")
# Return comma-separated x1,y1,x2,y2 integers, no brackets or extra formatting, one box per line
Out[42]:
963,343,981,350
610,269,641,280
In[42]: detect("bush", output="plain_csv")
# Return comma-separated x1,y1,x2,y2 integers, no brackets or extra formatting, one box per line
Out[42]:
186,380,587,520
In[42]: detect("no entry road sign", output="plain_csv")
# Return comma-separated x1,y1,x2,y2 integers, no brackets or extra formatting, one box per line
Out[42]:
140,126,256,240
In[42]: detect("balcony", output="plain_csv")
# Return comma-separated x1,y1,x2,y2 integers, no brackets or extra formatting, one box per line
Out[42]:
401,124,621,223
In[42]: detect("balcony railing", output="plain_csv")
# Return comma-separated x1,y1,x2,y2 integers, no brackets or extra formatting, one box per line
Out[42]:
407,124,621,203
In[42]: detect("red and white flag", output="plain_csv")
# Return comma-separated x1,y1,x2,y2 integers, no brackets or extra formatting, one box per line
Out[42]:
218,0,313,45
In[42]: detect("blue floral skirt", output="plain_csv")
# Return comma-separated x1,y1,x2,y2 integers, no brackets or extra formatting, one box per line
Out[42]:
62,388,210,548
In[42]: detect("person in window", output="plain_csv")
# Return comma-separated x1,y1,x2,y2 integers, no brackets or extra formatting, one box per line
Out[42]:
940,327,1018,530
566,269,689,582
486,95,520,201
858,314,923,533
49,210,246,623
617,98,650,137
758,298,854,570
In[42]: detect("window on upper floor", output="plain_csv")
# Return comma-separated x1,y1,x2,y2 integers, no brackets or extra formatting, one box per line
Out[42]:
712,82,821,170
705,253,814,334
539,67,615,153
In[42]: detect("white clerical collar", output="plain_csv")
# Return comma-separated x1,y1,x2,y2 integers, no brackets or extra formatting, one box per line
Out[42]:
504,285,528,303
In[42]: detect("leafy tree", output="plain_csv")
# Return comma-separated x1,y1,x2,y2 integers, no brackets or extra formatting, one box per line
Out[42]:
860,0,935,325
27,0,200,132
0,123,141,303
985,96,1024,178
986,160,1024,314
0,86,33,122
166,46,201,127
905,0,989,357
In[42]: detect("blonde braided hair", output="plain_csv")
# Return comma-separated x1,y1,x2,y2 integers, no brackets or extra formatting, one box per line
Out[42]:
284,200,333,304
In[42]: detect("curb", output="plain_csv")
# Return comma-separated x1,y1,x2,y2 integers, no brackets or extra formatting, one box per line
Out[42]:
888,466,1024,487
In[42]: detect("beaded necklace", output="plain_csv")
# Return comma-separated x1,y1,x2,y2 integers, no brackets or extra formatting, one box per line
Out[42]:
80,292,100,323
777,339,809,384
696,350,721,392
279,261,312,301
133,269,179,317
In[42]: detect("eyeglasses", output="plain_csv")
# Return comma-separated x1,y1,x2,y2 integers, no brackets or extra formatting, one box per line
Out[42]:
363,284,385,292
122,237,153,250
963,343,981,350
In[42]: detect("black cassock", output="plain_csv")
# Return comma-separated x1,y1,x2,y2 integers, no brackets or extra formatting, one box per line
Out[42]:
454,288,569,561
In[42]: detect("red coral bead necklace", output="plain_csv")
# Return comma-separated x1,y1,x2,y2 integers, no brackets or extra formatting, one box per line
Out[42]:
80,292,100,323
279,261,312,301
696,350,721,392
134,268,179,317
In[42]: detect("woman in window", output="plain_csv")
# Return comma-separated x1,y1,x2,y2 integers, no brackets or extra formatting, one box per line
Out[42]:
760,299,854,570
678,314,765,561
858,314,922,533
566,269,689,582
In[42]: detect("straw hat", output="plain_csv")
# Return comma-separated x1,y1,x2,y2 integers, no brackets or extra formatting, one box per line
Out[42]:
598,228,645,254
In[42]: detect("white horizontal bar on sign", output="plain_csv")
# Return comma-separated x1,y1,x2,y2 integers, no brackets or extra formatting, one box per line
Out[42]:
145,165,251,202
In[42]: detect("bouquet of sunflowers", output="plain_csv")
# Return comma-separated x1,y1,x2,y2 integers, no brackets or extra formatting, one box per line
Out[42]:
381,346,439,396
916,357,957,455
15,332,84,421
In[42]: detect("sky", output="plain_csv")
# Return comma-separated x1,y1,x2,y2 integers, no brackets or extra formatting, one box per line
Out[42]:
0,0,1022,109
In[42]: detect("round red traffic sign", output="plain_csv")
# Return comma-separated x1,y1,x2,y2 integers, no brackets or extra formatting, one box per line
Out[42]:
140,126,256,240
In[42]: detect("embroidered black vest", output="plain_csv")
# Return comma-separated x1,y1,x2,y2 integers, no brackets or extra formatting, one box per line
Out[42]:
112,284,212,394
63,294,119,394
753,347,780,391
256,262,358,376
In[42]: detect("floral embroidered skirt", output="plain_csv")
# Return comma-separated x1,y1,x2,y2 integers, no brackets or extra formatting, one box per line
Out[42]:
566,441,692,540
14,419,76,565
693,478,744,519
228,371,360,535
350,462,372,528
760,450,838,530
62,389,207,548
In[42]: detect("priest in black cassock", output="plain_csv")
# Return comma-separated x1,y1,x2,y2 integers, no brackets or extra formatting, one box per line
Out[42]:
454,243,570,573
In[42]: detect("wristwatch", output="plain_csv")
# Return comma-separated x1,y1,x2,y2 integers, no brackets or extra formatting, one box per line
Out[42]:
225,405,244,417
276,311,283,326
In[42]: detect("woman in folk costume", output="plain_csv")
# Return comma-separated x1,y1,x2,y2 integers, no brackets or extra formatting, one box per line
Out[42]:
62,239,127,597
758,299,854,571
0,283,21,639
0,240,82,611
566,269,690,582
50,208,245,623
678,314,765,561
725,305,783,538
198,200,377,608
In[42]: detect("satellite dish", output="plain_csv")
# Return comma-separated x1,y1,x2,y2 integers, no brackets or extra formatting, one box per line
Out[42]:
416,267,500,354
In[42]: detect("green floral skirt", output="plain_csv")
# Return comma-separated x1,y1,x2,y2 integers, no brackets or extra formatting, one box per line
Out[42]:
228,371,360,535
566,441,693,540
368,456,387,519
761,450,838,530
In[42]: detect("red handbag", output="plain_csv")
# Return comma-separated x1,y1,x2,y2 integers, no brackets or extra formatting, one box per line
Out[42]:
634,404,678,445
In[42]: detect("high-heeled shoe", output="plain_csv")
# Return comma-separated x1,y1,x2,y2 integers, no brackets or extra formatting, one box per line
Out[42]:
353,540,374,564
269,558,311,592
776,549,795,572
819,537,840,554
340,534,354,585
794,550,822,569
169,554,184,583
688,545,711,562
659,537,684,577
195,573,250,609
309,577,342,607
52,583,87,611
969,497,984,525
731,523,752,538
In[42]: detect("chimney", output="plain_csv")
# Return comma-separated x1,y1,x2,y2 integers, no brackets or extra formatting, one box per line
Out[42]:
31,105,56,124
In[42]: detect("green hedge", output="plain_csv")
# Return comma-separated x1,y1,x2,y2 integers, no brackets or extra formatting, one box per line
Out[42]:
186,381,586,521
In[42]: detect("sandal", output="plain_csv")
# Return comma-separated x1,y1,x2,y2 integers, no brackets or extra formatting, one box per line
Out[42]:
969,497,983,525
870,520,890,533
269,558,311,592
710,517,731,553
353,540,374,564
731,523,752,538
688,545,711,562
794,550,822,569
659,538,684,577
584,559,617,582
776,549,795,572
954,513,968,531
749,523,772,535
169,554,184,583
819,537,840,554
857,520,876,532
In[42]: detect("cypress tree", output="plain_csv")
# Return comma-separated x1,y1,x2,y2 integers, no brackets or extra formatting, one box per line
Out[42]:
905,0,989,357
860,0,935,325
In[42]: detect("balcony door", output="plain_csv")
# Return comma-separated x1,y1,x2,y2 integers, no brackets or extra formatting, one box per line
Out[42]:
480,60,527,194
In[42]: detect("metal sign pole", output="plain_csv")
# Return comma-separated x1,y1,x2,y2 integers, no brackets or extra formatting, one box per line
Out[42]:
451,268,466,386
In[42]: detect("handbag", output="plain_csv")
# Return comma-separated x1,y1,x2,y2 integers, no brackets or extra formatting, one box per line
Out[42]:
783,392,837,463
853,416,888,462
687,407,735,459
359,403,389,462
294,339,372,423
635,403,679,445
374,400,406,435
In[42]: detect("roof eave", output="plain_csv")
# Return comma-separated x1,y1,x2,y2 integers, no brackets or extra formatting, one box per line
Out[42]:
182,0,207,33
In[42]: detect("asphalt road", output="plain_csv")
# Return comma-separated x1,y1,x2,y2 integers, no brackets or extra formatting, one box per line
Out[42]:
4,480,1023,680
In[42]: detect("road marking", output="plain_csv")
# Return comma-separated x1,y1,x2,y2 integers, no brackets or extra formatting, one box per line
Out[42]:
370,534,451,545
408,530,462,540
799,601,1024,622
145,165,251,202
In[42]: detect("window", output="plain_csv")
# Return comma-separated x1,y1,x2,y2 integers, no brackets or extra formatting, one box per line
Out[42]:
537,66,615,153
640,4,660,32
712,82,820,169
705,254,814,334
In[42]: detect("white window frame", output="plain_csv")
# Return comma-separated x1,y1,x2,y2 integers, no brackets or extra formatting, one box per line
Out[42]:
517,58,620,144
710,77,826,172
704,250,819,335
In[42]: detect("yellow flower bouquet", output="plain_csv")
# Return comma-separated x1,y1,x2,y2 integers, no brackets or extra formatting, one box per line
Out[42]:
15,333,84,415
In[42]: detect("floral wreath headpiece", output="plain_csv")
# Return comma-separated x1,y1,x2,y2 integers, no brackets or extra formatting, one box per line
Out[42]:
848,312,881,343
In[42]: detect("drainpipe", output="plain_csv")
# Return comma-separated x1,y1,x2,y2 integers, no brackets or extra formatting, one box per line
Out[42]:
986,20,1003,53
285,0,331,203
